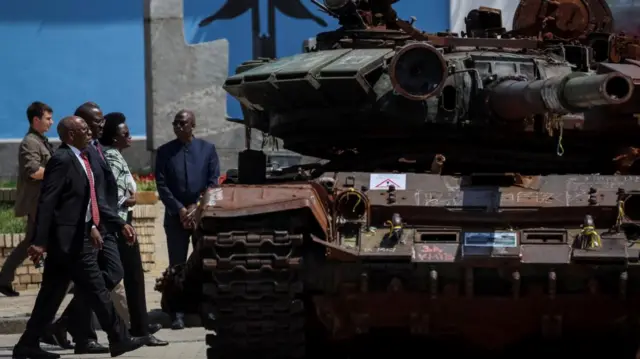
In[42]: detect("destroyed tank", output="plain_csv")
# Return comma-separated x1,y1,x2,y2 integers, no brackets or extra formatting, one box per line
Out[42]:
155,0,640,358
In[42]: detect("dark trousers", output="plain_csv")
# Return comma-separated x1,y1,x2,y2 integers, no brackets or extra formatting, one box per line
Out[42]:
117,211,149,336
0,214,35,285
17,234,127,347
57,233,123,344
164,214,196,267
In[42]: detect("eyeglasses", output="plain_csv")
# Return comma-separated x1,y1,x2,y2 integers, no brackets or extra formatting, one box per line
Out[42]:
172,119,189,127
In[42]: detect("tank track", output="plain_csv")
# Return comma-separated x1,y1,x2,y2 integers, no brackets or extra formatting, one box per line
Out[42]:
200,230,305,359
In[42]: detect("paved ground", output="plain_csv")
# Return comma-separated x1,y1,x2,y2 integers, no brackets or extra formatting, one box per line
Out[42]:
0,328,208,358
0,271,208,335
0,274,162,319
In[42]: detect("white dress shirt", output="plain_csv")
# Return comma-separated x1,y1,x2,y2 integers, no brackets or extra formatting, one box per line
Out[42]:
68,145,94,223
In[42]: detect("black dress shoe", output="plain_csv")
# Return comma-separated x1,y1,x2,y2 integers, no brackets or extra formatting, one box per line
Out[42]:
109,336,149,357
40,325,73,350
148,323,162,334
0,284,19,297
74,340,109,354
146,335,169,347
12,344,60,359
171,317,185,330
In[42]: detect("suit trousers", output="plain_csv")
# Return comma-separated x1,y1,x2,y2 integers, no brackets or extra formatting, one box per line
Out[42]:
58,233,123,344
17,234,127,347
0,214,35,285
164,215,197,267
115,211,150,336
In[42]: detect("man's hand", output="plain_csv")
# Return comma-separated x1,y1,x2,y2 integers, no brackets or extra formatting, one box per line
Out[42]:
27,245,45,264
182,204,197,230
122,224,137,245
124,196,136,207
178,207,188,223
90,226,104,249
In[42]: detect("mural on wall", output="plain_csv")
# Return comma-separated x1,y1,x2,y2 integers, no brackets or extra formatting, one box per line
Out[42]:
200,0,328,59
183,0,450,120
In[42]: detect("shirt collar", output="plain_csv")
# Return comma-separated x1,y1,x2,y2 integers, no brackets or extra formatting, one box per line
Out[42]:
177,136,195,147
28,127,48,141
68,144,82,156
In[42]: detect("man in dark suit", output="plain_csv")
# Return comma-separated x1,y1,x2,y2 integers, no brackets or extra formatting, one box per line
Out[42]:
0,102,54,297
42,103,122,354
12,116,148,359
44,102,161,352
155,109,220,329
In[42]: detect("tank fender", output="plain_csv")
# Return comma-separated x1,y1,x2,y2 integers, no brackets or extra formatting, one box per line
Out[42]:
311,234,359,262
198,183,331,239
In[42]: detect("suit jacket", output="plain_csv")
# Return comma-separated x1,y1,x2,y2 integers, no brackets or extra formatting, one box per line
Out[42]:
31,144,125,255
14,129,54,217
86,141,119,232
155,138,220,217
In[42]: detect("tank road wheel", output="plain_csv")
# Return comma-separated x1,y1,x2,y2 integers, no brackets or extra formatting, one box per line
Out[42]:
200,231,305,359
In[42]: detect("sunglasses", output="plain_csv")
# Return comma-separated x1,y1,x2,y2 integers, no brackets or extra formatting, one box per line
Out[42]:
172,119,190,127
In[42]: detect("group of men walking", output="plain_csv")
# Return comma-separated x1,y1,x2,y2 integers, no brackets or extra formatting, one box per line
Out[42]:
0,101,221,358
0,102,178,358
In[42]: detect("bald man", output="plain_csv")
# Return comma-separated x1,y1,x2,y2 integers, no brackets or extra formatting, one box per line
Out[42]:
13,116,148,359
46,102,166,353
155,109,220,329
43,102,126,354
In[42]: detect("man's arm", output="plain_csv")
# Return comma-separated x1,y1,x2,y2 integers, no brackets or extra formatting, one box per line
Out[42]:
207,143,221,188
96,185,126,230
19,138,45,180
31,154,67,247
89,151,126,230
155,148,183,214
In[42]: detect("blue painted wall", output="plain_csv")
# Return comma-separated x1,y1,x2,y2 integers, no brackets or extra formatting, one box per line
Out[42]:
184,0,451,120
0,0,146,139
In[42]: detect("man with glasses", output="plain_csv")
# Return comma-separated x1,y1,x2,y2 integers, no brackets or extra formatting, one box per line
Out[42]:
155,109,220,329
42,102,129,354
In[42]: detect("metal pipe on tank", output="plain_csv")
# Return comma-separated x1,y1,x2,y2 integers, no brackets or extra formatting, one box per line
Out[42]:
489,72,634,120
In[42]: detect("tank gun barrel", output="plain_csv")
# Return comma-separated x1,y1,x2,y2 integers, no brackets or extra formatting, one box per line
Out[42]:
489,72,634,120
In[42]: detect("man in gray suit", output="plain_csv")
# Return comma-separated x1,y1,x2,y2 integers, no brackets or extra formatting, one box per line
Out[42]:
0,101,54,297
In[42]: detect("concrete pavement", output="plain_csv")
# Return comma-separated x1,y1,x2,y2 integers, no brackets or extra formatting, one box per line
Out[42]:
0,328,208,358
0,273,177,335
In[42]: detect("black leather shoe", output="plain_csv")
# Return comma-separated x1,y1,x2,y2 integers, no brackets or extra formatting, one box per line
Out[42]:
0,284,19,297
12,344,60,358
146,335,169,347
171,317,185,330
148,323,162,334
74,341,109,354
40,324,73,350
109,336,149,357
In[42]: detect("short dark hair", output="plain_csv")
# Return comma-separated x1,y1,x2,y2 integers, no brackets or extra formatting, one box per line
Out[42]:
100,112,127,146
26,102,53,123
74,102,99,120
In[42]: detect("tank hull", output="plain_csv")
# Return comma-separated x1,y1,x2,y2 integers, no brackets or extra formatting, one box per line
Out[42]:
155,173,640,358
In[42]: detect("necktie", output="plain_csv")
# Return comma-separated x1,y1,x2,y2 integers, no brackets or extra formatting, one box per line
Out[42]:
80,152,101,227
94,141,105,161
